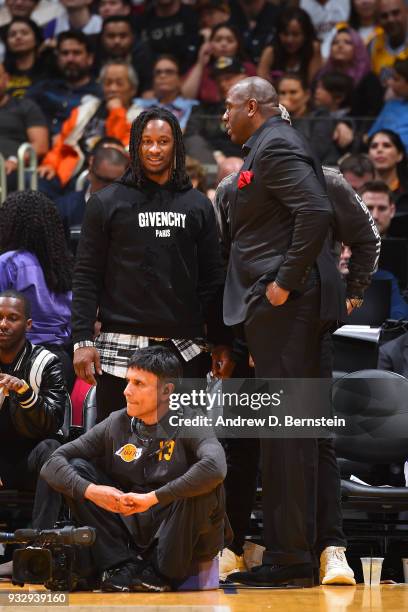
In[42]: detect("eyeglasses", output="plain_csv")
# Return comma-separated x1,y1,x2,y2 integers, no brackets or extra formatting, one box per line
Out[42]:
380,8,401,19
154,68,178,76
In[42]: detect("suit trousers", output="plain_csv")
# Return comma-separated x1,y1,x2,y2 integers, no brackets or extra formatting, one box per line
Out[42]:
244,279,322,566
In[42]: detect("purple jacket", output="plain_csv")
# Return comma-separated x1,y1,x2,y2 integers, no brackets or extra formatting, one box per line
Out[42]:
0,250,72,345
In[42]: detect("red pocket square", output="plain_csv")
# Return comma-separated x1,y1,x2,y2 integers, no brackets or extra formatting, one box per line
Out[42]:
238,170,254,189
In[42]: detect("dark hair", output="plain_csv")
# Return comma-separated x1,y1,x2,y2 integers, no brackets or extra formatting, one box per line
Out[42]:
128,107,190,189
210,22,247,61
394,57,408,82
318,71,354,108
185,155,207,193
91,136,125,153
0,191,73,294
360,179,393,201
278,71,309,92
273,7,317,82
349,0,378,30
367,129,408,189
339,153,375,177
93,144,129,169
4,17,43,72
153,54,181,73
57,30,94,54
0,289,31,319
128,346,182,384
102,15,134,32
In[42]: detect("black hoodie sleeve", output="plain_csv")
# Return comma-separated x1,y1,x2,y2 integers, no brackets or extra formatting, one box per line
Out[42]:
196,198,225,320
71,194,109,343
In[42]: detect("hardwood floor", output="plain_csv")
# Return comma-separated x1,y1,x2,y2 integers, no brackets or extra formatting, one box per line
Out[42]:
1,582,408,611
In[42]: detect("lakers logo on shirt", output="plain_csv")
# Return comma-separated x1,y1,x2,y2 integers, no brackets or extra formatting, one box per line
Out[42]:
115,443,142,462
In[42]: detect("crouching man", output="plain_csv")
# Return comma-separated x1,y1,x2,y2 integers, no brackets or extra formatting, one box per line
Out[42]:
40,346,227,592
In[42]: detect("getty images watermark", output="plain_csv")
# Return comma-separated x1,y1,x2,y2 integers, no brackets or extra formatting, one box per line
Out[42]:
154,378,350,438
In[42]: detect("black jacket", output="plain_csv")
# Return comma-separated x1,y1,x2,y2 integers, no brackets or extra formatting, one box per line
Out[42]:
378,332,408,376
323,166,380,298
0,341,67,441
217,116,345,325
72,174,224,343
41,405,227,505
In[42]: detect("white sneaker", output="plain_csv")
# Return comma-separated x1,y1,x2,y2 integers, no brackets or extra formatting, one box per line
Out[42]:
320,546,356,585
218,547,246,582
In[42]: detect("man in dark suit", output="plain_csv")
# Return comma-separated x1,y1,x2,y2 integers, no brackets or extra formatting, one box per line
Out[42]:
221,77,347,587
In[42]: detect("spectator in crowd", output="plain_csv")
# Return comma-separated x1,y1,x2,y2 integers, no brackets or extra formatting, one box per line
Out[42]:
367,129,408,203
0,0,64,30
360,180,408,319
228,0,280,65
43,0,102,40
97,0,131,20
300,0,351,58
349,0,381,44
71,107,225,421
184,56,246,164
378,330,408,374
368,58,408,153
196,0,230,34
135,0,201,73
4,17,51,97
313,71,354,118
317,26,371,86
316,25,384,121
0,191,74,389
41,345,227,593
27,31,102,137
0,62,48,187
0,290,67,533
278,72,352,165
368,0,408,85
339,152,376,192
56,138,129,230
257,7,322,87
97,15,153,94
181,23,256,103
185,155,207,193
216,155,243,183
134,55,198,130
37,60,139,197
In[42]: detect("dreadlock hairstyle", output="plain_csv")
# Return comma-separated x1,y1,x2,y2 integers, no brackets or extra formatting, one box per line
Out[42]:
0,190,73,294
128,107,191,190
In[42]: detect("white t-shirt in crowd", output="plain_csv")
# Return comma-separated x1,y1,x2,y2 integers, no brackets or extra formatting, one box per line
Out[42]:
300,0,351,59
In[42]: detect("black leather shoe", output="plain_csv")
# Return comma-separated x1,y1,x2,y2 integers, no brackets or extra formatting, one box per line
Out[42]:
101,559,145,592
227,563,315,587
131,564,172,593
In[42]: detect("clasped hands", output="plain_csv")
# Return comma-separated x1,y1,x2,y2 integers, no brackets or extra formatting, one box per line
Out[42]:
84,483,158,516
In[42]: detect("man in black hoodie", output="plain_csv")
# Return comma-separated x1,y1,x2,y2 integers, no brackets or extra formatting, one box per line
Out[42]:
72,107,226,421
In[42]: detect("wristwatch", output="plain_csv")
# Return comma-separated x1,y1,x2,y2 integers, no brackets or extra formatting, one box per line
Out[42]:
347,297,364,309
16,381,30,394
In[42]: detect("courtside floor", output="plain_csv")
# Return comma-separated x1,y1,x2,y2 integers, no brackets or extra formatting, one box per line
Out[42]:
1,582,408,611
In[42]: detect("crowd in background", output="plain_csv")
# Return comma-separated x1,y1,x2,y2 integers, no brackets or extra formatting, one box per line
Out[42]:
0,0,407,363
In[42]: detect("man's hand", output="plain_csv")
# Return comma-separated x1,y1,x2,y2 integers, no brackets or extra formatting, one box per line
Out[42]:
0,374,27,395
4,159,17,175
346,299,355,315
37,165,56,180
265,281,290,306
73,346,102,385
211,345,235,379
106,97,123,111
84,484,124,512
118,491,158,516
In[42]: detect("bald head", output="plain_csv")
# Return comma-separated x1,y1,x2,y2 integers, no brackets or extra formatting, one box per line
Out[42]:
229,77,279,114
223,76,281,145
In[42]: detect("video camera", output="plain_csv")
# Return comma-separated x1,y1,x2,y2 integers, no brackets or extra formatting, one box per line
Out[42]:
0,525,96,591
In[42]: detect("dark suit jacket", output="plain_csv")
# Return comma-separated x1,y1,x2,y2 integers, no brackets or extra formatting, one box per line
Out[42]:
378,332,408,376
220,115,346,326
